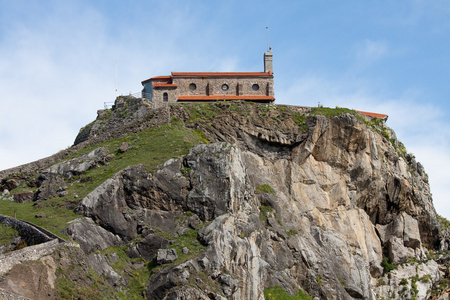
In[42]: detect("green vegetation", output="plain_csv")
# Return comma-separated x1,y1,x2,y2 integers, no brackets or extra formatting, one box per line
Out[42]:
0,200,79,238
259,205,274,222
264,286,313,300
381,257,397,274
0,224,20,247
256,184,276,195
438,214,450,230
310,106,356,118
167,226,207,263
286,229,298,237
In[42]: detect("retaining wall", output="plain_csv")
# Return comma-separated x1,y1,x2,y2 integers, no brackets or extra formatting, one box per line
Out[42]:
0,214,64,245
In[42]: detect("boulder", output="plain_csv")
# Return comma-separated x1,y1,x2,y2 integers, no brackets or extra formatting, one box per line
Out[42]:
33,174,66,202
118,142,129,153
218,274,239,297
387,237,415,265
402,212,421,249
46,147,111,177
126,234,169,260
12,192,34,203
62,218,123,254
156,249,178,265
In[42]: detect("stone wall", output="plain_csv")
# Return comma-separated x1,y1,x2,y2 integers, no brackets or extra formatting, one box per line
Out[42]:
0,239,61,276
0,214,75,276
0,214,65,245
172,76,274,97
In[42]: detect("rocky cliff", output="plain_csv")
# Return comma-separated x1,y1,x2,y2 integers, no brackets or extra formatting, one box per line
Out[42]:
0,98,448,299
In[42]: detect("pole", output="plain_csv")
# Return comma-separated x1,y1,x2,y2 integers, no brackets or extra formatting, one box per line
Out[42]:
266,27,269,52
115,60,118,98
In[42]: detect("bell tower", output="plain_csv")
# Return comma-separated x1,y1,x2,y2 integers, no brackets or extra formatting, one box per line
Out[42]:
264,47,273,73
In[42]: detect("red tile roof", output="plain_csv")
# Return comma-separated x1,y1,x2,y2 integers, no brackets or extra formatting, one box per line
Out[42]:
177,95,275,102
141,75,172,84
356,110,388,119
152,82,177,87
172,71,273,77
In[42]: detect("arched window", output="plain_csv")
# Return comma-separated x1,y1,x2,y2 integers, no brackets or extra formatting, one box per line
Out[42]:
163,92,168,102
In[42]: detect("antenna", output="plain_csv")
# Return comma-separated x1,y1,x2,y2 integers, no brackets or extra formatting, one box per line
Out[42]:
266,27,269,51
115,60,118,98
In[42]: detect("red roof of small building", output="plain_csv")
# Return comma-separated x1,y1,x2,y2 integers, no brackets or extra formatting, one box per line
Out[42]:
141,75,172,84
177,95,275,101
356,110,388,119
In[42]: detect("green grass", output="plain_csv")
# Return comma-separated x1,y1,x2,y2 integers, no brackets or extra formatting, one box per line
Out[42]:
310,106,356,118
0,224,20,246
167,226,207,263
97,246,149,299
256,184,276,195
148,223,209,279
0,200,79,238
264,286,313,300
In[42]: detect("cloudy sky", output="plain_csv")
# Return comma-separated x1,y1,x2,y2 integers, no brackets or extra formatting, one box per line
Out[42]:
1,1,450,218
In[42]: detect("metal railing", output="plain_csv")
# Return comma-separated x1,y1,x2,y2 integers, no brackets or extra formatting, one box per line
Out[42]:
103,91,152,109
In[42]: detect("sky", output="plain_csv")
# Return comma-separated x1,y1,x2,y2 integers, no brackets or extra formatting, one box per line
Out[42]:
1,1,450,218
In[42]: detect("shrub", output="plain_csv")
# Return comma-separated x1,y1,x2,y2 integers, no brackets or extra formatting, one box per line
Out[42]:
382,257,396,274
256,184,276,195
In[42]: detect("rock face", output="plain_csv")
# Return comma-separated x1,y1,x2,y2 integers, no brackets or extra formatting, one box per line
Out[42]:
72,105,439,299
0,102,443,299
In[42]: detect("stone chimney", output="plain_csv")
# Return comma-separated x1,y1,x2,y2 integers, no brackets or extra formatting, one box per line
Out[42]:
264,48,273,73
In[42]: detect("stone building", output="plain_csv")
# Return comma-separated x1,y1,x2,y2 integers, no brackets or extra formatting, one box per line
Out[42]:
141,50,275,107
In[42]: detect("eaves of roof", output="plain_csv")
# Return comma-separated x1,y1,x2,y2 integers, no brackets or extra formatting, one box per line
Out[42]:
152,82,177,88
356,110,388,119
172,71,273,78
177,95,275,101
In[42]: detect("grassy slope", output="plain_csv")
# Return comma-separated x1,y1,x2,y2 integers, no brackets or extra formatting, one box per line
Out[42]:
1,121,205,238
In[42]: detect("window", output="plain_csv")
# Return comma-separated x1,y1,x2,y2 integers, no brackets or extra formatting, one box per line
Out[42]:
221,84,229,91
163,92,168,102
189,83,197,90
252,84,260,91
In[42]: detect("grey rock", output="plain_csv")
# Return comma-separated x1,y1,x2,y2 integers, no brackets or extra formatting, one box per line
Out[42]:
2,179,19,191
12,192,34,203
402,212,421,249
33,173,66,202
387,237,415,265
187,214,201,229
118,142,130,153
46,147,111,177
87,253,123,289
157,249,178,265
127,234,169,261
218,274,239,296
163,286,211,300
62,218,123,254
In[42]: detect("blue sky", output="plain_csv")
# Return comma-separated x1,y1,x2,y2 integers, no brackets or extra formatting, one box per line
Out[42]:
1,0,450,218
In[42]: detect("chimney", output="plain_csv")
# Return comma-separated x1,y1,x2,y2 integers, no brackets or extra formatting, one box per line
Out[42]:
264,48,273,73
